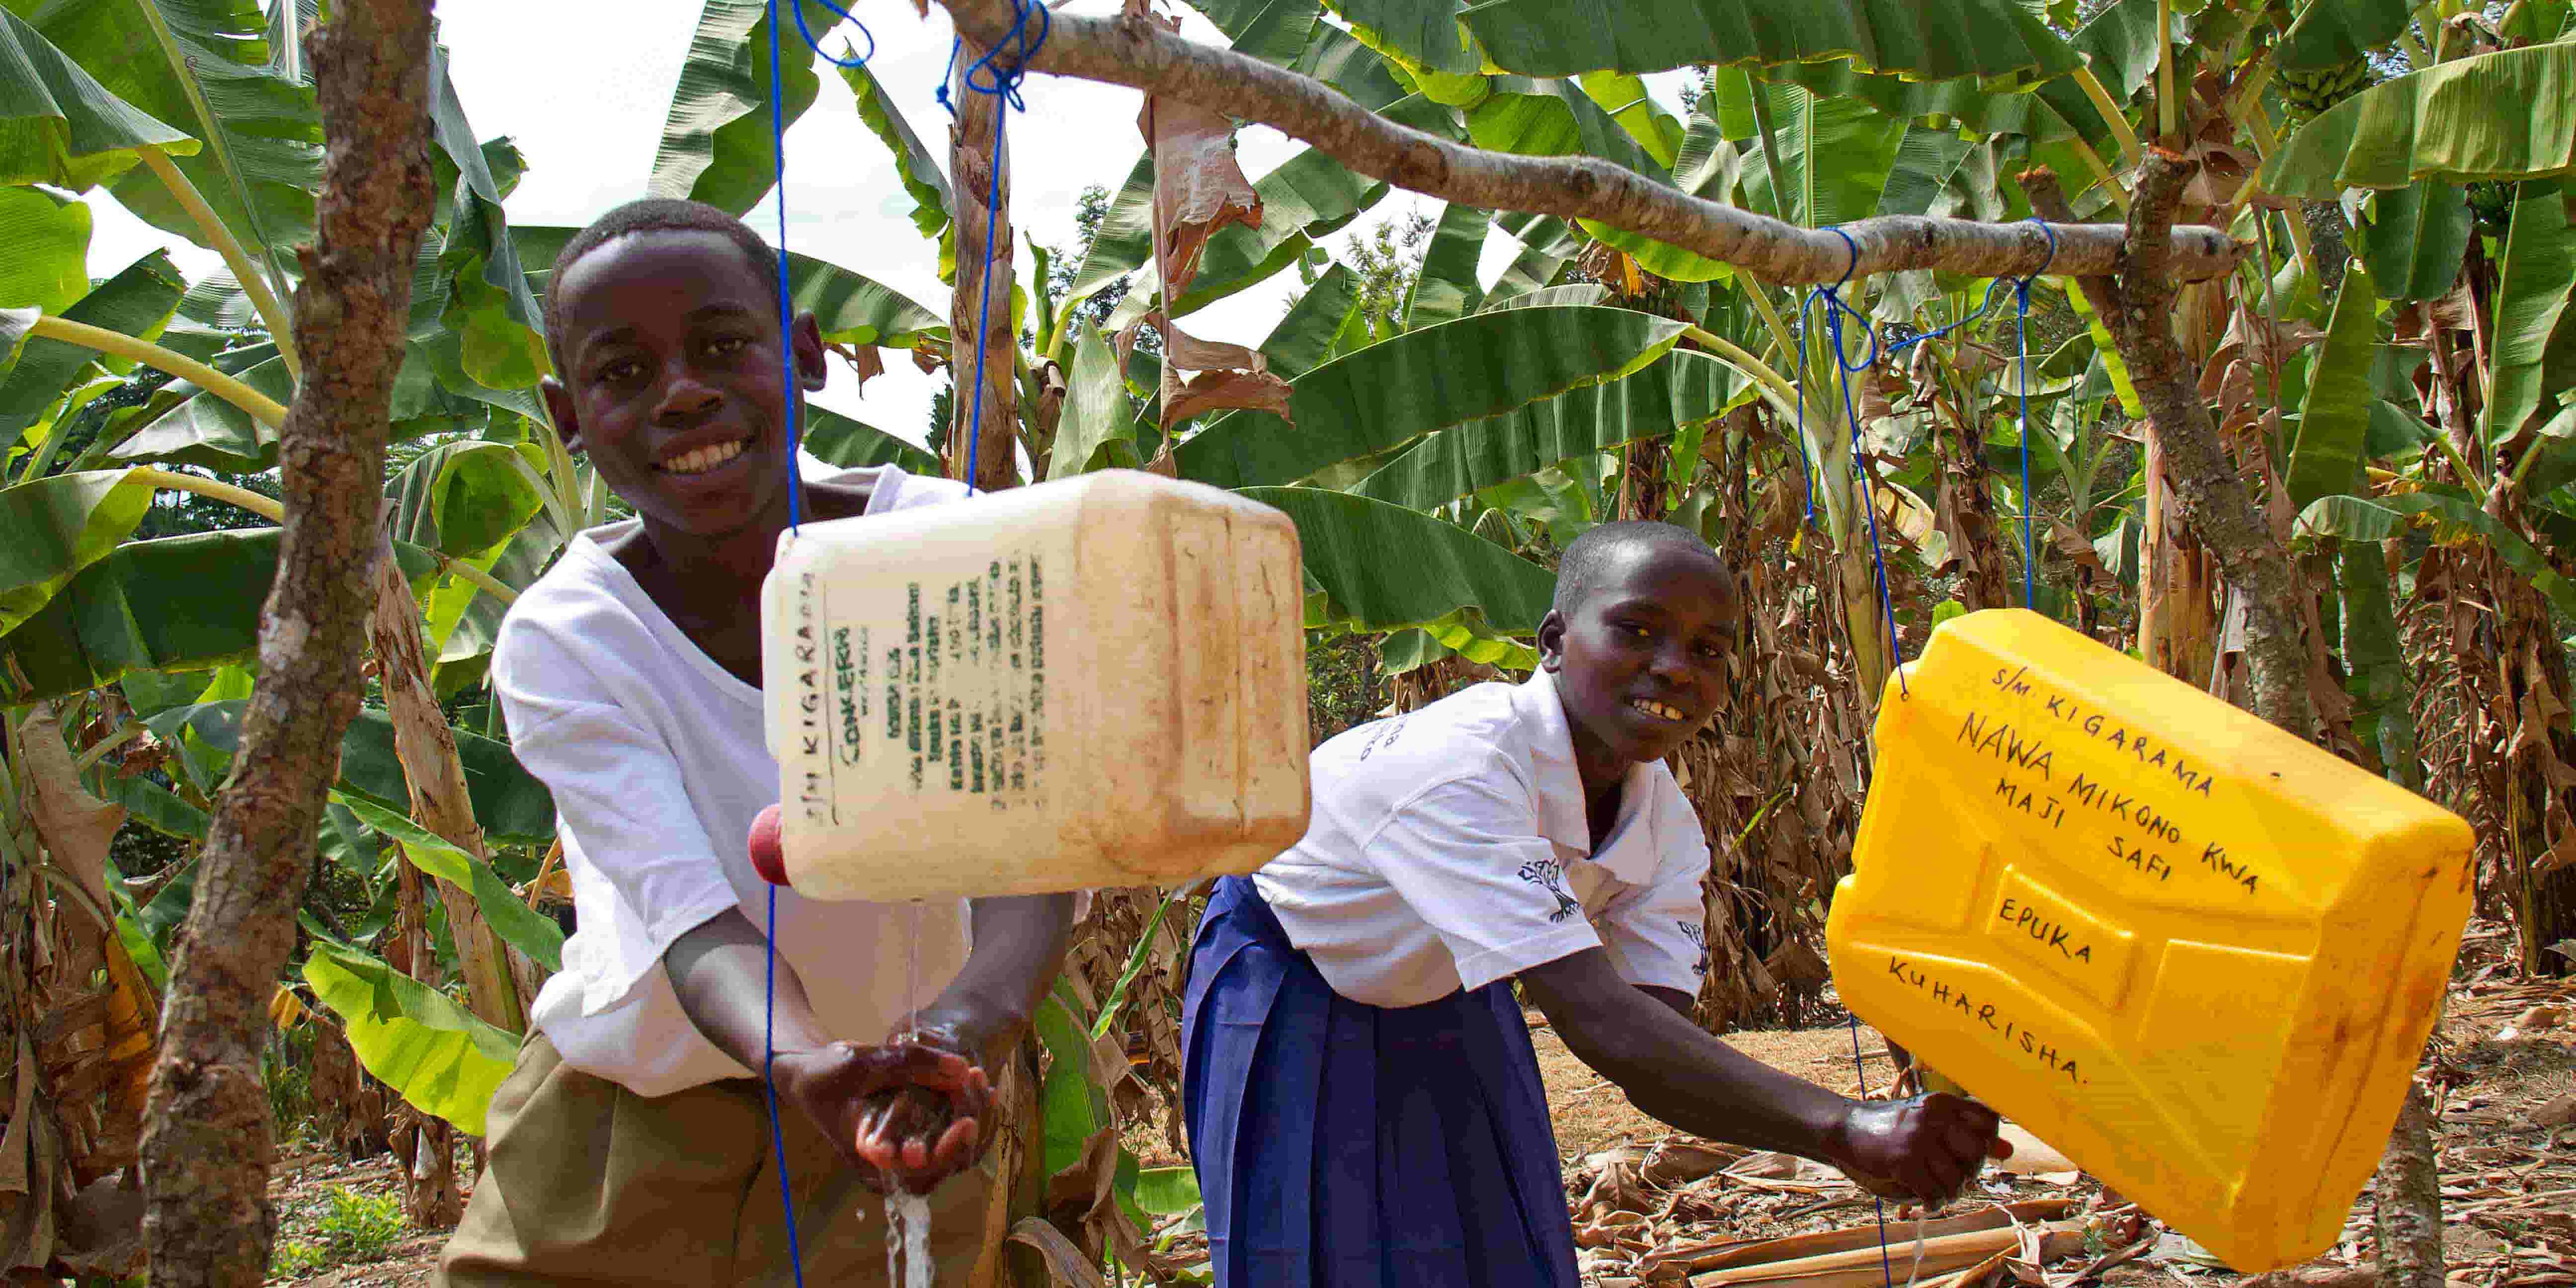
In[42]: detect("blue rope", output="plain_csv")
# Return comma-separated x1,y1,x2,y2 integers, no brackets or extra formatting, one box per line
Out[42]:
759,884,806,1288
1881,277,2013,365
756,1,889,1280
1847,1010,1897,1288
766,0,810,538
2013,220,2058,613
940,0,1050,498
1789,309,1818,525
1814,229,1908,700
788,0,876,68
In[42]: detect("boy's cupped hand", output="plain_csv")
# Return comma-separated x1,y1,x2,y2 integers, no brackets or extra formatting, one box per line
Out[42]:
1829,1092,2013,1209
774,1019,996,1196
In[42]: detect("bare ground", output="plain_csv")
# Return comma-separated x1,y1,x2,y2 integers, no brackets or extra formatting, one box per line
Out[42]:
268,930,2575,1287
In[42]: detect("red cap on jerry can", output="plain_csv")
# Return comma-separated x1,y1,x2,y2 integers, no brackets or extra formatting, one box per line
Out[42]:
747,804,790,887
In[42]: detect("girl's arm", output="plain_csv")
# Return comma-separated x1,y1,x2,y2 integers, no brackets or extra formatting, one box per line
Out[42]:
1519,948,2006,1205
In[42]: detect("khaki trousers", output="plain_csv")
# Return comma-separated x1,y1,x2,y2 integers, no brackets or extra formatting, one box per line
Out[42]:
437,1032,1012,1288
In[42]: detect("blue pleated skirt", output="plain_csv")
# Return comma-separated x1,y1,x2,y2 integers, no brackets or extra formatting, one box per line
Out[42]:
1181,876,1580,1288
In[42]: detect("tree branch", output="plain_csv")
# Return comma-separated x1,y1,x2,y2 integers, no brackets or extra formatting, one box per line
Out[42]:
931,0,2243,285
138,0,437,1283
2023,155,2311,736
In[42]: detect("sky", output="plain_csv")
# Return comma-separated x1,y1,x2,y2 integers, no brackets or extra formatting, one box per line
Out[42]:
75,0,1539,453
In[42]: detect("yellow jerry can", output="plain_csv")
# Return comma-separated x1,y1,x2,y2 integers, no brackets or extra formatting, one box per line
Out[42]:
1827,609,2472,1272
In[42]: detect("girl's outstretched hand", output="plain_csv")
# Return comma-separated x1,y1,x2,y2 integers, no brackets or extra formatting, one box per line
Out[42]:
1827,1093,2013,1208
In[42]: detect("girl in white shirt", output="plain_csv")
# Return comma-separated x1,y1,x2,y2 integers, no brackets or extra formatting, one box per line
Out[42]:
1182,521,2008,1288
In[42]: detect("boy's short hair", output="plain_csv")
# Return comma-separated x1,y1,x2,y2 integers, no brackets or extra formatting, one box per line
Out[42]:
1552,521,1731,617
543,198,784,373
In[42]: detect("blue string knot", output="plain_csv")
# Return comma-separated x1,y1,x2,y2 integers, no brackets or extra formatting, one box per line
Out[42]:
937,0,1053,116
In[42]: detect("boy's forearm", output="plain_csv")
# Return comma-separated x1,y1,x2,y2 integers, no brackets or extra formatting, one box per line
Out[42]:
935,893,1079,1067
664,908,836,1069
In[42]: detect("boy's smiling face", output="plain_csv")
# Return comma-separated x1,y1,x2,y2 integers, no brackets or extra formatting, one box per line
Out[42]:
1539,543,1737,771
542,228,824,543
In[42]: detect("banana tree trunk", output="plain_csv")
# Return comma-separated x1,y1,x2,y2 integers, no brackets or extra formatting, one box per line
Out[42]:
388,852,461,1227
1927,384,2009,614
366,542,535,1030
2139,434,2219,683
948,41,1020,494
2484,498,2576,976
139,2,438,1281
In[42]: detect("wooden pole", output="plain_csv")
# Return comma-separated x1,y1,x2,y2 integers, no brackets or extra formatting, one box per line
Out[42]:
948,41,1021,493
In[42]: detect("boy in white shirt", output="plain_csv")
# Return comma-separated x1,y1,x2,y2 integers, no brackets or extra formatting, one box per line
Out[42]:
436,199,1074,1287
1183,520,2008,1288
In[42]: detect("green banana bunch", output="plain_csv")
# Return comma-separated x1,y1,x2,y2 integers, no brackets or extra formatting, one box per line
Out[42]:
2279,56,2373,125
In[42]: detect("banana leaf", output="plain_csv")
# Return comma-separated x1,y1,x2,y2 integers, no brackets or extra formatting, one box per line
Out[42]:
2275,0,2416,74
1175,144,1390,318
1731,81,1910,232
142,696,556,845
517,226,946,352
2338,537,2417,788
648,0,858,215
2357,181,2472,302
304,945,517,1137
1324,0,1486,77
0,532,431,705
2484,181,2575,447
1875,127,1981,219
801,406,940,475
1243,486,1556,635
1403,202,1492,328
0,188,91,319
386,440,551,561
334,793,564,972
107,343,483,472
29,0,321,287
1351,349,1749,509
1458,0,2081,83
1295,21,1416,113
1065,153,1155,307
428,49,548,392
2286,260,2379,512
839,57,952,244
1468,76,1663,179
1261,263,1363,382
2298,490,2576,618
1046,320,1140,481
0,249,185,446
0,5,198,190
2263,43,2576,196
1175,306,1689,489
0,469,160,638
1581,71,1687,169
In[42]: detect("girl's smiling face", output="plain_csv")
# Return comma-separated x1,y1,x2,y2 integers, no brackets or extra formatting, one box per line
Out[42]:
540,228,825,544
1539,544,1737,778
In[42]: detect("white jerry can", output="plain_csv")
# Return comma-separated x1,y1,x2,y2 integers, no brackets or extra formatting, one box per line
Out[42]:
750,470,1313,902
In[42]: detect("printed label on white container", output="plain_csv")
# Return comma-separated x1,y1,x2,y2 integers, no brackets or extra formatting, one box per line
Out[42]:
781,551,1047,827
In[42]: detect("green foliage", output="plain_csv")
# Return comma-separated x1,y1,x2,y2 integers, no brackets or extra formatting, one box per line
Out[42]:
268,1187,407,1277
2264,43,2576,197
302,947,517,1138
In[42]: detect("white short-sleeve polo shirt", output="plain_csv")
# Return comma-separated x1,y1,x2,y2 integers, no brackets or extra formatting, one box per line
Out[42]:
1252,670,1715,1009
494,461,976,1097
